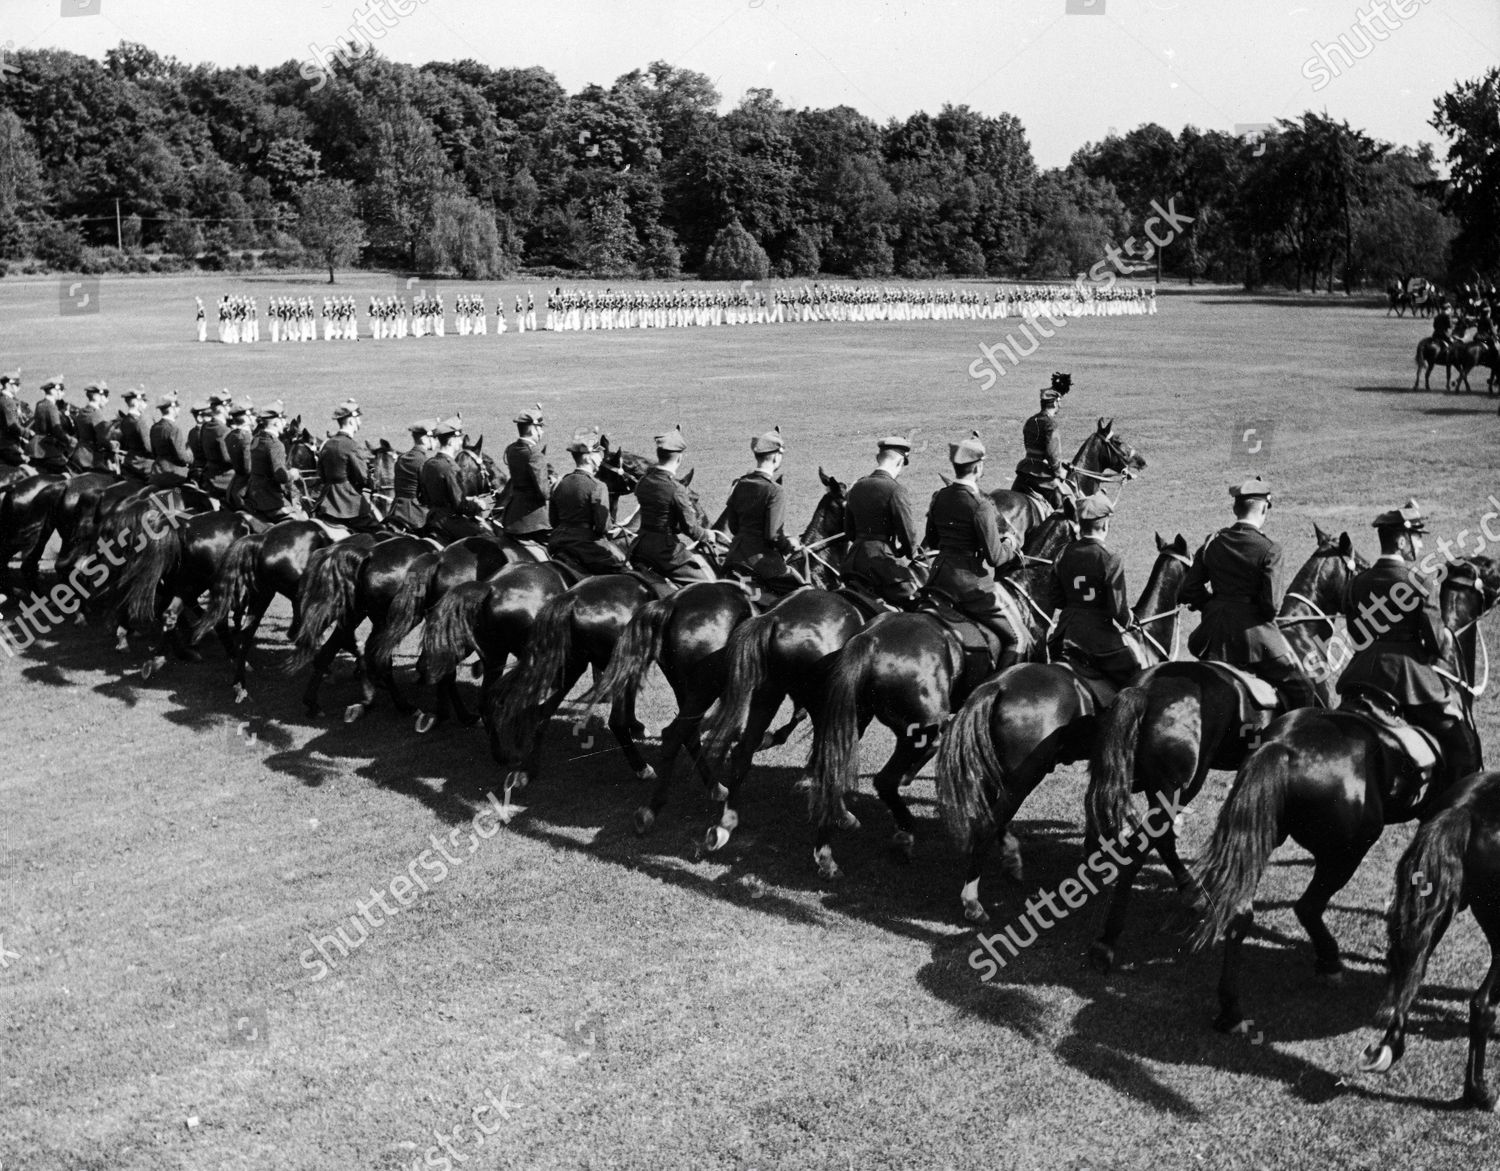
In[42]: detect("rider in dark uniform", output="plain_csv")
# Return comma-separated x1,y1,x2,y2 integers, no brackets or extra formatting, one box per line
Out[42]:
1336,500,1481,793
116,388,154,482
32,378,77,474
548,431,629,573
1012,374,1071,510
198,394,234,498
724,427,805,596
224,398,255,510
501,407,550,541
148,394,194,488
70,382,113,473
924,431,1023,666
1181,475,1319,710
1048,493,1142,686
314,399,377,531
841,435,921,607
245,401,300,524
420,417,494,543
1431,301,1454,354
185,400,209,483
0,370,31,468
388,419,435,531
631,426,722,585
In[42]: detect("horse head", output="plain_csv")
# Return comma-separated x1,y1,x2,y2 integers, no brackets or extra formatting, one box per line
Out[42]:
597,438,649,503
1289,525,1368,631
455,441,499,496
799,466,849,547
1074,418,1148,487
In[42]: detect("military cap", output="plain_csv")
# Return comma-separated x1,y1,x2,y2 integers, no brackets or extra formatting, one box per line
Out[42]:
876,435,912,453
84,381,109,396
513,403,545,425
1077,494,1115,522
1372,499,1426,534
207,390,231,407
432,416,465,439
0,369,19,388
190,398,211,414
751,426,785,455
654,425,687,453
156,392,180,410
409,418,439,436
40,376,65,393
120,387,143,402
1228,475,1271,501
227,397,254,418
566,430,602,455
949,430,986,464
257,399,287,420
1039,387,1061,406
332,399,361,421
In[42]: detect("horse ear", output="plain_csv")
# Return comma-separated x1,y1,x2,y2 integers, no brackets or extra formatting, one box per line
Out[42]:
1338,532,1354,557
818,466,831,488
1175,533,1188,553
1097,416,1107,431
1313,522,1333,546
1155,531,1166,550
681,468,695,487
474,436,483,454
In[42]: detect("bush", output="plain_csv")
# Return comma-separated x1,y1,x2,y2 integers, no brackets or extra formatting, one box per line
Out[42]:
779,228,821,278
949,238,987,277
638,224,682,279
701,220,770,281
32,220,87,270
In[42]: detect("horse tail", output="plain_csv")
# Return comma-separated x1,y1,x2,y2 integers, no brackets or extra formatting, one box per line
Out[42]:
1380,802,1472,1024
699,611,777,768
287,541,363,673
807,631,875,828
190,530,265,644
1085,684,1149,844
367,549,438,672
580,595,672,710
934,677,1004,849
1189,743,1293,951
491,590,576,758
117,503,184,632
419,579,490,684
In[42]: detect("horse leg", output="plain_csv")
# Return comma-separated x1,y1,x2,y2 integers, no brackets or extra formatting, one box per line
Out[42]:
873,728,939,862
704,691,782,851
1088,826,1153,974
1153,820,1208,927
605,677,654,783
507,663,584,798
1293,843,1371,979
233,590,274,697
958,786,1028,925
812,712,875,881
1213,908,1256,1033
302,623,352,717
1464,909,1500,1110
760,705,808,750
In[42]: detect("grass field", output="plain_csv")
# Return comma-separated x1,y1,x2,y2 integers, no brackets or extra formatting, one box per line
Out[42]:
2,270,1499,1170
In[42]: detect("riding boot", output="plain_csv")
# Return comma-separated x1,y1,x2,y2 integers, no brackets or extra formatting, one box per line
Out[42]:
1412,710,1483,793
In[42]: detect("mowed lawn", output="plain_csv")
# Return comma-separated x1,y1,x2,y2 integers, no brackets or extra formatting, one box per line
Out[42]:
2,271,1499,1171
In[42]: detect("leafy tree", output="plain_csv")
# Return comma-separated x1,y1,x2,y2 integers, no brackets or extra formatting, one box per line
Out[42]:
418,193,511,278
297,179,367,282
638,223,682,278
701,219,770,280
1432,67,1500,277
582,188,638,276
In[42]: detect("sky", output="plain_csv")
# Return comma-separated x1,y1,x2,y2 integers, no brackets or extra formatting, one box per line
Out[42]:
6,0,1497,168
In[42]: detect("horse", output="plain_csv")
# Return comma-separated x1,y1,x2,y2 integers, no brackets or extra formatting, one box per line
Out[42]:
1190,557,1498,1034
987,418,1146,547
577,471,849,843
1082,526,1370,973
933,533,1192,924
1360,769,1500,1110
805,506,1079,881
0,473,68,597
1451,338,1500,395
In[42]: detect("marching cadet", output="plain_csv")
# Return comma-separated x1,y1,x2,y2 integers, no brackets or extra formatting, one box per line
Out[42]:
419,418,494,542
525,290,537,331
245,401,302,524
32,377,77,474
195,297,207,342
0,370,31,468
1048,494,1143,686
841,435,921,607
116,388,154,482
313,399,376,530
148,393,194,488
389,419,436,531
1336,501,1481,795
1012,374,1070,510
548,431,629,573
70,382,113,472
723,427,806,596
199,394,234,499
631,426,723,585
924,431,1023,666
1181,475,1319,711
225,398,255,510
501,406,551,542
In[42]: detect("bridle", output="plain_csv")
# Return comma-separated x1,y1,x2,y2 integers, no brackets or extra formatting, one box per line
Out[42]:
1132,546,1192,661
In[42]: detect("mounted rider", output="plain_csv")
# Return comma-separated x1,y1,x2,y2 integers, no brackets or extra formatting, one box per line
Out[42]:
314,400,378,532
1012,372,1072,511
197,394,234,498
224,398,255,510
1335,500,1481,793
1048,493,1145,687
723,426,806,597
148,393,194,488
841,435,921,608
924,431,1023,669
0,369,31,468
501,406,550,543
420,417,494,543
548,430,629,574
70,382,114,473
116,388,154,482
1181,475,1320,711
245,401,302,524
388,419,436,532
1431,300,1454,355
32,377,77,474
631,426,723,585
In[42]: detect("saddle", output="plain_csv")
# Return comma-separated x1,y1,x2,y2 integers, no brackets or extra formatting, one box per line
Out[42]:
918,590,1006,701
624,567,676,601
835,587,897,622
1202,661,1281,735
1337,685,1440,813
1050,656,1119,715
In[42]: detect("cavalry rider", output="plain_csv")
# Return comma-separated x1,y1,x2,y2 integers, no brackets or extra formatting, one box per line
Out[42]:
0,369,31,468
548,431,629,573
1048,493,1143,686
148,393,194,488
116,388,154,482
1336,500,1481,793
1181,475,1319,711
32,377,77,474
501,406,551,543
841,435,921,608
198,394,234,499
314,399,377,531
631,426,724,585
419,417,495,543
224,398,255,510
923,431,1023,668
389,419,436,532
245,401,302,525
70,382,114,473
1431,299,1454,354
1012,373,1071,511
185,400,209,480
723,426,806,596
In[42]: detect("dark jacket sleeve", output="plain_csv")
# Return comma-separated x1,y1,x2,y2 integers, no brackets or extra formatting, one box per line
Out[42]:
528,445,550,501
1105,550,1131,627
268,439,290,486
922,491,941,552
766,483,794,554
346,445,369,490
1181,537,1213,609
892,481,920,557
976,497,1019,570
589,477,611,536
1256,541,1282,621
670,480,710,542
172,424,193,465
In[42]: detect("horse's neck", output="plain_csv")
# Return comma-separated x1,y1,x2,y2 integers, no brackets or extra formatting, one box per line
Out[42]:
1071,434,1103,474
1132,558,1183,621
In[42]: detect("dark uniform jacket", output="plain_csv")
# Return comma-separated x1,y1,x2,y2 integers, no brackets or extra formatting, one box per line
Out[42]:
724,470,795,570
501,437,550,535
199,420,234,490
1336,556,1450,707
70,405,111,471
118,412,154,480
631,465,711,575
1014,411,1062,490
226,428,253,507
187,424,206,471
419,452,483,522
150,416,194,483
246,432,295,515
389,445,430,529
1182,521,1294,665
841,469,921,601
549,467,626,570
32,398,77,469
1050,537,1134,669
315,431,370,521
923,481,1019,605
0,394,30,465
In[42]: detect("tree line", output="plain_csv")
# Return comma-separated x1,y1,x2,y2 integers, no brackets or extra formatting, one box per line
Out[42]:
0,42,1494,289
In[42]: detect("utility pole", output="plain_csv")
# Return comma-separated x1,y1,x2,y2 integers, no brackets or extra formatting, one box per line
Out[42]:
115,198,122,250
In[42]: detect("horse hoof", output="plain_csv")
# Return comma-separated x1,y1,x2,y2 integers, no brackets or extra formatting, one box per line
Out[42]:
635,765,657,783
114,634,129,654
140,656,166,680
343,703,365,724
705,825,731,852
891,831,915,862
709,783,729,802
633,807,655,835
232,685,248,705
814,847,842,881
792,777,813,795
414,711,437,735
1358,1043,1395,1075
1087,942,1116,975
962,897,990,925
837,809,862,832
